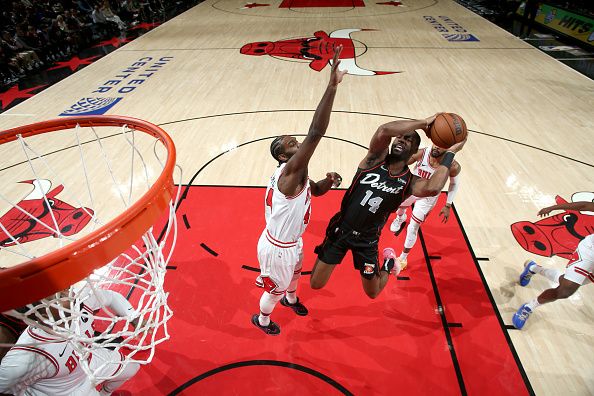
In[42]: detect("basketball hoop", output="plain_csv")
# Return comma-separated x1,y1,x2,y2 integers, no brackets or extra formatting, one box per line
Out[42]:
0,115,179,384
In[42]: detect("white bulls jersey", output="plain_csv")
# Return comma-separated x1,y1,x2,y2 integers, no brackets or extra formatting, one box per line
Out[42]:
0,290,132,396
412,147,436,180
263,163,312,246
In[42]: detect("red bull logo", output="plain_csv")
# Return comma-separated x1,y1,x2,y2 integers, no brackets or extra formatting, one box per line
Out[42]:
0,180,94,247
511,192,594,259
240,29,397,76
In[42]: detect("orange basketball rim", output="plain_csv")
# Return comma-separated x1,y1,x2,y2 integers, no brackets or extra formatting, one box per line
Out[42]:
0,115,176,312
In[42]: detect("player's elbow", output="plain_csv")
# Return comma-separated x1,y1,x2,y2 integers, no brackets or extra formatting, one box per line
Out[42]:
376,125,392,139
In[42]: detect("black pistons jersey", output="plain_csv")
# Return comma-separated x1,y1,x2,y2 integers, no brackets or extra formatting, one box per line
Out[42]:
338,161,413,236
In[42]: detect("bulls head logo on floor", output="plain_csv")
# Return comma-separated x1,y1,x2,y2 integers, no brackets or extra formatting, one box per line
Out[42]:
511,192,594,259
240,29,397,76
0,179,94,247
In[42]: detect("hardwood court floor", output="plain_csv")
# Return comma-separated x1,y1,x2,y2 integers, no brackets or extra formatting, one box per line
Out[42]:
1,1,593,395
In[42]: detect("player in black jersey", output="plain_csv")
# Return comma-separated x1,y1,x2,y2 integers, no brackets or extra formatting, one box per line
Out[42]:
311,116,466,298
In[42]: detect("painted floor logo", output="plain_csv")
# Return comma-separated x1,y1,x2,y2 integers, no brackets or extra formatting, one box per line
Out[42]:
424,16,480,42
59,56,173,116
240,29,397,76
60,97,123,116
510,192,594,259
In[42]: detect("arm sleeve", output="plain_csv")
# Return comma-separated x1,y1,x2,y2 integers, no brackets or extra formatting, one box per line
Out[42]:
446,174,460,204
0,347,56,393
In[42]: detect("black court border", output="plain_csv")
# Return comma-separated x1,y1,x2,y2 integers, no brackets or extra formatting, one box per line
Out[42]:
167,359,354,395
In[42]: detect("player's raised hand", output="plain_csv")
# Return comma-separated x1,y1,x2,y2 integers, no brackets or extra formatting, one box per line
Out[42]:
330,45,347,86
326,172,343,187
447,136,467,153
439,205,451,223
537,206,554,217
422,113,442,136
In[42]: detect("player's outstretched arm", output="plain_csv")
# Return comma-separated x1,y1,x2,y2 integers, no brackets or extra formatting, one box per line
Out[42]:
359,114,438,169
310,172,342,196
438,162,461,223
410,138,466,197
538,201,594,217
283,45,347,183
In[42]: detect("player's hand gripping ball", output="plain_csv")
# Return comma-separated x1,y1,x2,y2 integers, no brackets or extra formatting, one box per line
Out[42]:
429,113,468,149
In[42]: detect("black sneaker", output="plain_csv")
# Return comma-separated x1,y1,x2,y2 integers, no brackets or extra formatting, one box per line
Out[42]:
280,296,309,316
251,314,281,335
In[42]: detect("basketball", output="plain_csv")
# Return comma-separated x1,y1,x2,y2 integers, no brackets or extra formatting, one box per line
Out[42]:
429,113,468,149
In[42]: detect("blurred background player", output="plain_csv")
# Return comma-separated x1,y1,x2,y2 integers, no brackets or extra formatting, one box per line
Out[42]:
513,200,594,329
252,46,346,336
388,144,461,270
0,287,142,395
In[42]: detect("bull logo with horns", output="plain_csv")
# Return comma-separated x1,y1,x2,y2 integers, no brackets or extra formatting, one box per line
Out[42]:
511,192,594,259
240,29,397,76
0,180,94,248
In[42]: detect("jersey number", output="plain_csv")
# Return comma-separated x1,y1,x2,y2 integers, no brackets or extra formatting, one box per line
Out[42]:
360,190,383,213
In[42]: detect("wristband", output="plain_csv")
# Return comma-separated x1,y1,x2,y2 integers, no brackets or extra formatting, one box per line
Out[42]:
440,151,455,168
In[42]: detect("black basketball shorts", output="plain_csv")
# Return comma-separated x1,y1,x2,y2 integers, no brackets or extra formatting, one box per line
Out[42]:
315,224,379,271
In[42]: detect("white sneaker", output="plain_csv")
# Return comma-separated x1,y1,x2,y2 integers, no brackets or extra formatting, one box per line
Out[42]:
399,257,408,271
389,214,407,234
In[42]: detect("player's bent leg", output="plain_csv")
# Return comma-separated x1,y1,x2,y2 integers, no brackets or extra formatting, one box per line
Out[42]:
360,257,392,299
537,275,580,303
513,276,581,329
310,258,337,289
399,219,421,270
361,272,389,299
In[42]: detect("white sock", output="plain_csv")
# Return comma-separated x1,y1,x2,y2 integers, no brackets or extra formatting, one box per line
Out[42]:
259,292,282,326
525,298,541,311
285,290,297,304
532,265,562,283
285,266,302,304
396,207,406,218
400,251,409,261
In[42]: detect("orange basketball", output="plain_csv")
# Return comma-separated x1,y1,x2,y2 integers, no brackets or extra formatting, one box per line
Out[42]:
429,113,467,149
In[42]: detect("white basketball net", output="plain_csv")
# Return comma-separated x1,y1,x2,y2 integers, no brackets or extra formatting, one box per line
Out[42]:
0,120,179,385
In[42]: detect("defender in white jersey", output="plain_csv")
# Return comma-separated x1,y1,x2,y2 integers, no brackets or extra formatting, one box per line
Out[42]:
388,145,461,269
513,200,594,329
0,288,140,395
252,45,346,336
